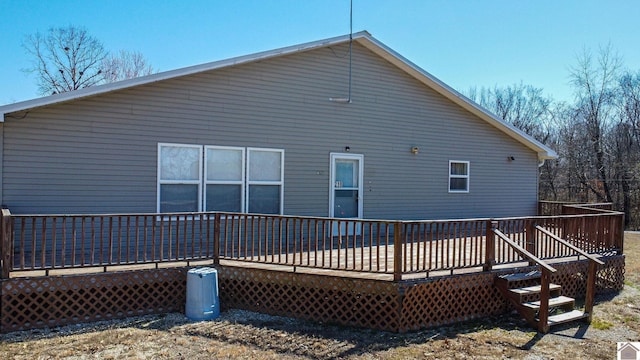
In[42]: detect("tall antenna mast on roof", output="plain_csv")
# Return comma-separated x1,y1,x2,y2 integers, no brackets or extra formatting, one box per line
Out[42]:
329,0,353,104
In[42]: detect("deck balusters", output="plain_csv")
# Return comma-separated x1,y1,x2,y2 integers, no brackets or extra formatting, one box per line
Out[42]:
0,206,625,279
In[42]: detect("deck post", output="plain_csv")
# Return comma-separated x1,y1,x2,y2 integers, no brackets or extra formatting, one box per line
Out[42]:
213,213,221,265
483,220,496,271
393,221,403,282
584,260,598,321
538,269,551,333
617,212,625,254
525,220,536,266
1,208,12,279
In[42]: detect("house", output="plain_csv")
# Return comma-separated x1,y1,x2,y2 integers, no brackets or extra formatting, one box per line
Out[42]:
0,34,626,334
619,343,640,360
0,31,556,219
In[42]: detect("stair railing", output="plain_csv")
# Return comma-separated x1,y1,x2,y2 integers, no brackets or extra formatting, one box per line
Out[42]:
535,225,605,321
492,225,557,333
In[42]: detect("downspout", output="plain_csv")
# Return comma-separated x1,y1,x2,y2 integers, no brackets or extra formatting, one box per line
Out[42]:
537,156,546,214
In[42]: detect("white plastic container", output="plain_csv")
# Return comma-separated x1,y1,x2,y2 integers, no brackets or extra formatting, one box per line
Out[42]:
185,267,220,321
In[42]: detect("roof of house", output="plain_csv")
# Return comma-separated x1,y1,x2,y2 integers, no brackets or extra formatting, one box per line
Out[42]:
0,31,557,160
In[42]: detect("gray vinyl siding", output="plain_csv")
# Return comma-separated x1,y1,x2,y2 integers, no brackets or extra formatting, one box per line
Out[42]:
1,42,539,218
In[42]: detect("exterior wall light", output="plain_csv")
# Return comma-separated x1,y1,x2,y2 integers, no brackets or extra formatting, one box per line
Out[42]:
411,146,419,154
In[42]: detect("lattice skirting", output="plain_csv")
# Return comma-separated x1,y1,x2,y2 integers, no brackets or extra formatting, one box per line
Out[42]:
0,255,625,333
399,255,625,332
1,268,187,333
219,255,625,333
218,267,403,331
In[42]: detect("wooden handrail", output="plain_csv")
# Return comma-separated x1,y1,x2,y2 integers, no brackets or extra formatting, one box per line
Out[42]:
493,228,557,273
494,226,555,332
535,224,602,321
535,225,605,265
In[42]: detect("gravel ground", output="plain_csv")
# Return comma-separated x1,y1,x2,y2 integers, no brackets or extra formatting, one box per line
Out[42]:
1,234,638,360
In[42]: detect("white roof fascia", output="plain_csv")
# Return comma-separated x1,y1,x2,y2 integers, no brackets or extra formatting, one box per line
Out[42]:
355,35,557,160
0,32,367,119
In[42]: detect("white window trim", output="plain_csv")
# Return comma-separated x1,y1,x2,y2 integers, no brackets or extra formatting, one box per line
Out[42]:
247,147,285,214
448,160,470,193
157,144,285,215
157,143,204,213
204,145,245,212
329,152,364,218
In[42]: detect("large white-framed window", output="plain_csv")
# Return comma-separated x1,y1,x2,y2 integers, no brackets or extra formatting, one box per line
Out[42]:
449,160,470,193
157,143,284,214
247,147,284,214
157,143,203,212
204,146,245,212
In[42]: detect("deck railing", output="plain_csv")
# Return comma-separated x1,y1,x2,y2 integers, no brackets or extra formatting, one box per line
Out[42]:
538,200,614,216
0,205,624,280
217,214,396,274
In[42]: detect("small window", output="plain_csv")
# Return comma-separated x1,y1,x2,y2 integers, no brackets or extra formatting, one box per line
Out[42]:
449,161,469,193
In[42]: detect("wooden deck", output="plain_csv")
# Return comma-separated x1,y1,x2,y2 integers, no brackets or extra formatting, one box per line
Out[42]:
0,204,626,334
8,233,601,283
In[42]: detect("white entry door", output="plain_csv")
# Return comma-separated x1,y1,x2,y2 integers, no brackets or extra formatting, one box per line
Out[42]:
330,153,363,235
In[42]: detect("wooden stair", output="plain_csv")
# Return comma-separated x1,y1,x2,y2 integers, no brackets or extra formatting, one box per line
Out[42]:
495,271,590,332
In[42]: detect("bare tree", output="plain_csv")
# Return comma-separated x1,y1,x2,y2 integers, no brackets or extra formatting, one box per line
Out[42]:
568,44,622,202
23,26,107,95
468,46,640,229
468,83,564,202
467,83,553,142
614,70,640,227
101,50,155,83
619,71,640,144
553,103,594,202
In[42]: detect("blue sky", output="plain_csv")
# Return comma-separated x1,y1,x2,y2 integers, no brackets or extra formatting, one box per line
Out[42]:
1,0,639,105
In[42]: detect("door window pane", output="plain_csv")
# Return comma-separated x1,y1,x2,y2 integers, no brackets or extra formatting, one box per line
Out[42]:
335,160,358,188
248,185,281,214
160,184,199,212
206,184,242,212
334,190,358,218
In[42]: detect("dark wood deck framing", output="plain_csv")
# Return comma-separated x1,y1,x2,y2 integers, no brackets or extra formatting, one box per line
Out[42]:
0,202,626,333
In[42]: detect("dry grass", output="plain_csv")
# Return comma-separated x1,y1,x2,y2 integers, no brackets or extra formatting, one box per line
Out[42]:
1,233,639,360
624,232,640,287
